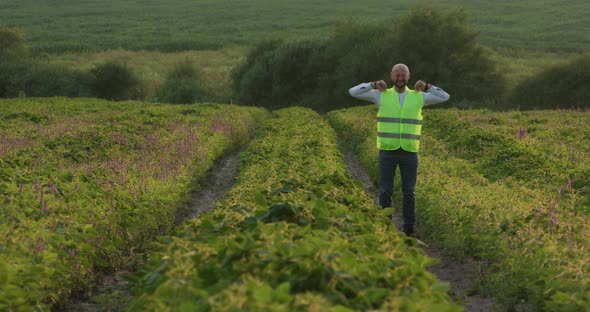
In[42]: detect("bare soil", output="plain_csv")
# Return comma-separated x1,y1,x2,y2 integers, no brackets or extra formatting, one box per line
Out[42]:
181,149,242,221
59,151,243,311
341,149,496,312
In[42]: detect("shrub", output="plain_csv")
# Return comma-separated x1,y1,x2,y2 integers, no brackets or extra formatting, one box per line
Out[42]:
0,55,89,98
0,27,91,99
0,28,32,97
0,27,29,56
507,52,590,109
0,55,32,97
154,59,206,104
311,21,398,111
267,40,325,109
26,63,93,97
88,60,143,101
233,39,325,109
394,7,504,104
232,6,505,112
232,39,285,106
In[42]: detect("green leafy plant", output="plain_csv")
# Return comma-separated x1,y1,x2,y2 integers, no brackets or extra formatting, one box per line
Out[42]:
327,106,590,311
89,61,144,101
127,107,460,311
0,98,268,310
155,58,207,104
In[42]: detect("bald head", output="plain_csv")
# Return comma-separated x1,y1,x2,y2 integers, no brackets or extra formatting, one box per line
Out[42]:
391,63,410,91
392,63,409,74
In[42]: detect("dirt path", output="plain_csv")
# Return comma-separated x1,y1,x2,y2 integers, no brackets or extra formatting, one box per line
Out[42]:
60,151,243,312
180,150,243,222
341,149,495,312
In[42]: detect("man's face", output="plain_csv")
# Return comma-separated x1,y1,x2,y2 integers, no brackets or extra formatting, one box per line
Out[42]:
391,67,410,88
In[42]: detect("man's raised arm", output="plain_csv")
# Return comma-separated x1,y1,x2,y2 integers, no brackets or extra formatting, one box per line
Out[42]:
423,85,450,106
348,82,381,104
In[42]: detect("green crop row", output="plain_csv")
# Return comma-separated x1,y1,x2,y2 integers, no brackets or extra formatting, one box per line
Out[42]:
327,106,590,311
0,98,268,311
126,107,461,311
449,109,590,198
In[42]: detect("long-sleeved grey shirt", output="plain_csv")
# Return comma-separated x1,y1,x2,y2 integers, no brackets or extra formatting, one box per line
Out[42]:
348,83,450,109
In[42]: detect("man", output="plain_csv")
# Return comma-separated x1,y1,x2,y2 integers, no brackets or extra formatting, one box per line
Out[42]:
348,63,450,236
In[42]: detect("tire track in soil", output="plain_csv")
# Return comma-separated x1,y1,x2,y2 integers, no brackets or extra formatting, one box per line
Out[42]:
341,149,495,312
60,151,243,312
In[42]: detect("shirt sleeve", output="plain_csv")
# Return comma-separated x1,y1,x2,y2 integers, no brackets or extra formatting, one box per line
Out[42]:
349,82,381,106
423,85,450,106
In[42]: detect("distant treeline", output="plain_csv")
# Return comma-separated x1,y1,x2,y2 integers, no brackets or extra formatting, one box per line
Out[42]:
0,27,208,103
232,8,589,111
1,7,588,110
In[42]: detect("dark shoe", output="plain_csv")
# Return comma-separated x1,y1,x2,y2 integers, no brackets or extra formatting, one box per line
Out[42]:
403,227,414,237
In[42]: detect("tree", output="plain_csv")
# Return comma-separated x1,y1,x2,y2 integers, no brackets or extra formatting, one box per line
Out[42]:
89,61,143,101
232,6,506,112
0,27,29,56
155,58,207,104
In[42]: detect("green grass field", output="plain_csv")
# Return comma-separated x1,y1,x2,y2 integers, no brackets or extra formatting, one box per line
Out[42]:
1,0,588,53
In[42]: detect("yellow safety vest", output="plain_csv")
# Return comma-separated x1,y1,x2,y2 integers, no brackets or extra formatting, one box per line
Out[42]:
377,87,424,152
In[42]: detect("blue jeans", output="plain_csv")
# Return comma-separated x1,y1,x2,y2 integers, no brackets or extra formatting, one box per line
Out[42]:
379,149,418,231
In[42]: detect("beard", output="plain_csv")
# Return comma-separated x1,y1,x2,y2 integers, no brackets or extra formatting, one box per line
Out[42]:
394,79,407,88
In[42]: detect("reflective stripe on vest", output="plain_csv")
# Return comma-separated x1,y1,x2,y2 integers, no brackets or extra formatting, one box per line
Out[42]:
377,132,421,140
376,117,422,125
377,87,424,152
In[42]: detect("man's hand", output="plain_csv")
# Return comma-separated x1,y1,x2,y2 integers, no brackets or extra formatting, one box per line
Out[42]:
371,80,388,92
414,80,430,92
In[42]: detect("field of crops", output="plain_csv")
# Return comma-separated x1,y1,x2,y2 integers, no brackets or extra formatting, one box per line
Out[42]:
2,0,588,53
328,106,590,311
126,107,460,311
2,0,589,310
2,97,590,311
0,98,268,310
